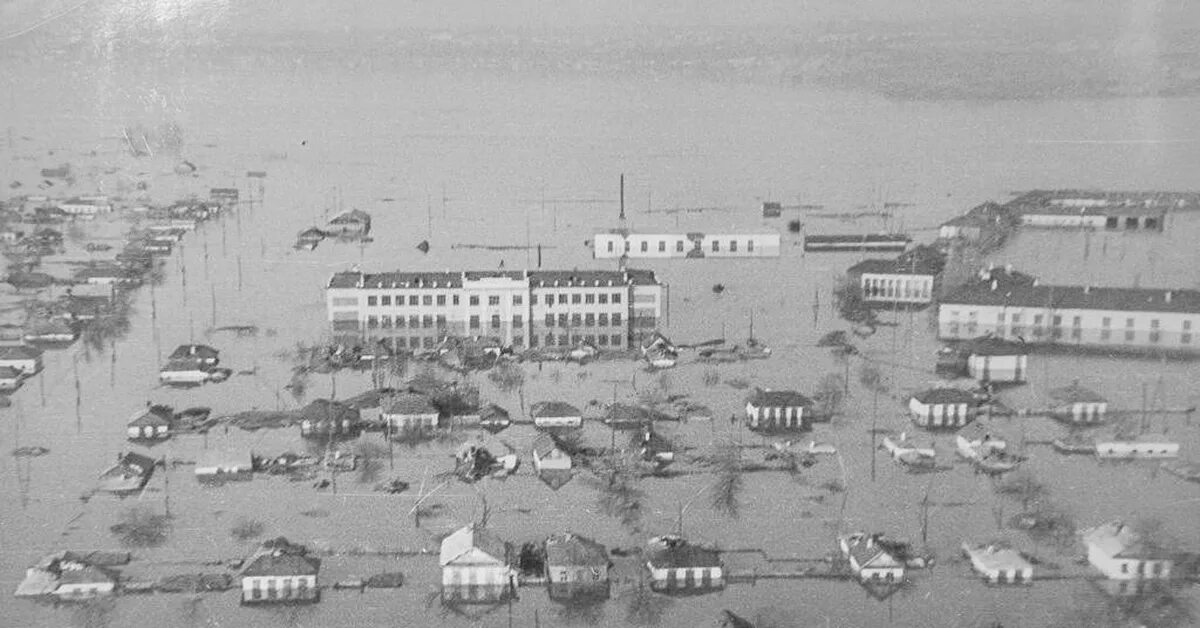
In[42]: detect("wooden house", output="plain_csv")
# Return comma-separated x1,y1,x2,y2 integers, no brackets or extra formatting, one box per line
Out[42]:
545,533,610,599
908,388,977,428
97,452,157,494
961,543,1033,584
532,401,582,428
126,405,173,440
241,543,320,604
325,209,372,238
1048,381,1107,424
839,533,905,582
440,524,516,603
382,393,439,431
1081,522,1173,583
168,344,220,367
0,344,43,374
532,433,572,473
644,535,724,592
745,388,812,430
299,399,361,438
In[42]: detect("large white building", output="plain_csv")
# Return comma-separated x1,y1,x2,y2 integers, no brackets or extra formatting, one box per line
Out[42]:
1003,190,1198,232
847,245,945,306
593,231,780,259
938,267,1200,354
1080,522,1173,584
326,269,666,352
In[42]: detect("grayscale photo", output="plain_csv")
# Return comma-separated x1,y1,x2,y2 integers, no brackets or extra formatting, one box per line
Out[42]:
1,1,1198,626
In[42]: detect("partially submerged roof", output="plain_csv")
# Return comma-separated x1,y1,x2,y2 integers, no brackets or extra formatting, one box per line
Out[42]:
943,268,1200,315
532,401,581,418
241,552,321,577
966,336,1028,357
843,534,903,570
848,246,946,277
962,543,1032,572
439,524,509,567
749,388,813,408
911,388,976,405
0,344,42,360
1080,522,1172,560
545,533,608,568
327,268,660,290
161,357,207,372
328,209,372,224
0,365,22,379
1048,381,1106,405
532,433,565,458
384,393,437,416
169,344,219,360
957,421,1003,443
645,535,720,569
128,406,173,427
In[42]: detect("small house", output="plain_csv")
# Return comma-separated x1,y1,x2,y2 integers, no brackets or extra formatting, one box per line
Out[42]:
966,337,1028,384
1081,522,1173,582
1048,381,1107,424
545,533,610,599
382,393,440,432
126,405,174,440
644,535,724,592
195,450,254,484
479,404,511,431
74,265,136,286
241,542,320,604
298,399,361,438
169,344,220,367
909,388,977,428
532,401,582,428
955,421,1007,459
97,451,157,494
532,433,572,473
440,524,516,603
961,542,1033,584
54,564,118,600
0,344,43,374
14,551,130,599
745,388,812,430
295,227,325,250
839,533,905,582
325,209,372,238
0,365,23,390
23,318,76,344
1094,436,1179,460
159,358,211,385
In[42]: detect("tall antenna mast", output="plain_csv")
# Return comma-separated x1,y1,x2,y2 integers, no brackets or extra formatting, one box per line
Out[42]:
619,173,625,221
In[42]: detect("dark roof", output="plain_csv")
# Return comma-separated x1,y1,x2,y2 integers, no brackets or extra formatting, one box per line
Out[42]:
57,565,117,586
805,234,910,244
0,344,42,360
384,393,437,415
120,451,158,471
327,269,660,290
966,336,1027,357
328,209,372,224
912,388,976,405
0,366,23,379
480,404,511,421
532,433,562,458
169,344,219,360
1048,382,1106,405
942,268,1200,315
532,401,581,418
645,536,720,569
545,533,608,568
161,358,206,372
241,552,321,577
1003,190,1199,216
843,535,896,569
749,389,812,408
299,398,360,423
128,407,173,427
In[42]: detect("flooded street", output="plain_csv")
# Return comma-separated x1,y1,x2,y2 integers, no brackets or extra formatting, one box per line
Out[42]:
3,4,1200,627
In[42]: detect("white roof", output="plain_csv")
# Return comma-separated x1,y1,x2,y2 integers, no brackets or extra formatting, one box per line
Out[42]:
962,543,1032,572
439,524,507,567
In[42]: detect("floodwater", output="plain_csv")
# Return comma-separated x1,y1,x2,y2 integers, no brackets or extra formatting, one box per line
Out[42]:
2,5,1200,628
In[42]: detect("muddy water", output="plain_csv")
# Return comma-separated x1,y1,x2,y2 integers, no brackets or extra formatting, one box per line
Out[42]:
3,15,1200,628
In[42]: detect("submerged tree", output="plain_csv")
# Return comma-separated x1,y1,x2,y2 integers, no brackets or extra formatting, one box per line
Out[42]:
623,578,673,626
995,470,1048,514
81,297,134,361
593,454,646,532
813,373,846,420
487,360,525,414
355,441,387,484
110,506,171,548
710,443,744,518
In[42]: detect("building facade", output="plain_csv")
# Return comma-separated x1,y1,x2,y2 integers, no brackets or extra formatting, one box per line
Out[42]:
847,246,945,307
440,525,516,603
938,267,1200,354
326,269,665,352
593,231,781,259
545,533,610,599
908,389,976,428
644,535,724,592
240,552,320,604
745,389,812,430
1081,522,1173,582
1003,190,1197,232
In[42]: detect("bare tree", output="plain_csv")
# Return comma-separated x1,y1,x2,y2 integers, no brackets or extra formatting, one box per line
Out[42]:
593,454,646,532
710,443,744,518
487,360,525,414
995,470,1048,514
813,373,846,420
110,506,171,548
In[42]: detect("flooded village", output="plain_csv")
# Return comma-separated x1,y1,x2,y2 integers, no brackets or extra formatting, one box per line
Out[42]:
4,3,1200,628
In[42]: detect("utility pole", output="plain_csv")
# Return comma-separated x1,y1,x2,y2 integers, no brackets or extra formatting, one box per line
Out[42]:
871,386,878,482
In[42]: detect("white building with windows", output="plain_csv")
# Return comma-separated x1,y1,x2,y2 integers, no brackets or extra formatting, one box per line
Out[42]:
593,231,780,259
847,245,945,306
1080,522,1173,582
938,267,1200,354
326,269,665,352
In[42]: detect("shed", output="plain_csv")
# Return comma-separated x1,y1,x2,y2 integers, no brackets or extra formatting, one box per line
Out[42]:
745,388,812,430
966,337,1028,384
644,535,723,591
545,533,610,599
1048,381,1107,424
440,524,516,603
908,388,976,428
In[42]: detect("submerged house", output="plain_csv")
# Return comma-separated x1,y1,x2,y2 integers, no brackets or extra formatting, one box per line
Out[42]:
839,533,905,582
14,551,129,600
440,524,516,603
299,399,362,438
240,540,321,604
126,405,174,440
0,366,22,391
966,337,1028,384
325,209,372,238
532,401,582,428
195,450,254,484
545,533,610,599
1047,382,1108,424
955,421,1007,459
1094,435,1179,460
745,388,813,431
961,543,1033,584
1081,522,1173,583
382,393,440,431
159,358,213,385
908,388,977,428
644,535,724,592
169,344,220,367
97,451,157,494
0,344,43,375
532,433,572,473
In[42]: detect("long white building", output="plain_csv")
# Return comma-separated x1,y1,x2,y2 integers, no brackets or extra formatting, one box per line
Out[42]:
593,231,780,259
326,268,666,351
938,267,1200,354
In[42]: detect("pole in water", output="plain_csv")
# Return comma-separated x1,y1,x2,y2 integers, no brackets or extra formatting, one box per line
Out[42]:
619,173,625,221
537,244,542,268
211,284,217,329
237,255,243,291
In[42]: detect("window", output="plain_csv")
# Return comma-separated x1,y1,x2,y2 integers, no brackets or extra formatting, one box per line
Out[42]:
1126,318,1135,327
997,313,1005,323
1102,317,1111,327
529,334,539,347
658,240,666,252
730,240,738,252
410,337,421,349
612,313,622,326
1051,315,1060,326
585,293,595,304
545,333,555,346
558,294,568,305
469,295,479,306
437,295,446,306
676,240,685,252
380,315,392,328
611,334,623,346
558,313,568,327
423,337,434,348
530,294,538,305
545,313,554,326
513,315,523,327
1101,328,1111,340
513,295,522,306
396,316,406,328
469,315,480,329
598,313,608,326
747,239,754,252
558,334,569,345
572,313,582,326
409,295,419,306
367,316,378,328
712,240,719,252
612,293,622,304
598,293,608,304
1184,320,1192,344
1071,328,1081,340
586,334,596,345
1121,563,1129,574
606,240,615,253
513,336,523,347
408,315,419,328
1072,316,1081,327
452,295,460,305
380,295,391,306
418,295,429,306
436,315,447,328
640,240,648,252
624,241,630,252
1010,314,1021,324
585,313,595,326
488,295,500,306
491,315,500,329
422,315,432,328
572,294,581,304
1151,319,1160,328
1126,329,1135,341
598,334,608,345
367,296,377,306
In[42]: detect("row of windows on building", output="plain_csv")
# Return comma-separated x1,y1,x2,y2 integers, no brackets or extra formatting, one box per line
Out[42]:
363,292,625,308
862,277,932,299
610,238,757,253
378,334,626,349
945,312,1194,344
366,312,626,330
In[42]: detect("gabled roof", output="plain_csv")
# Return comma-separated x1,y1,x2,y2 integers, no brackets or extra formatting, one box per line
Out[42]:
0,365,23,379
440,524,509,567
962,543,1032,572
749,388,812,408
532,401,581,418
1080,522,1172,560
957,421,1003,443
532,433,565,458
241,551,321,577
645,535,720,569
843,534,903,570
848,246,946,277
480,404,510,422
128,406,173,427
384,393,437,416
161,358,206,372
545,533,608,568
169,344,219,360
328,209,372,224
911,388,976,405
119,451,157,472
1048,381,1106,405
943,268,1200,315
966,336,1027,357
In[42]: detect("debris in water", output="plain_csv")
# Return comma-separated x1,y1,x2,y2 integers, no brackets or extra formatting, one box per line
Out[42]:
13,446,50,457
417,240,430,254
712,283,725,294
788,220,803,233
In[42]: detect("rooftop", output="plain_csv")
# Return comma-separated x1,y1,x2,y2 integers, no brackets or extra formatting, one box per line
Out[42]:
645,535,721,569
749,388,813,408
440,524,510,567
383,393,438,416
532,401,581,418
545,533,608,568
169,344,219,360
127,406,174,427
1004,190,1200,215
328,269,660,290
1081,521,1172,560
962,543,1032,572
941,267,1200,315
241,552,321,577
842,534,902,570
532,433,565,458
1048,381,1106,405
0,344,44,360
911,388,976,405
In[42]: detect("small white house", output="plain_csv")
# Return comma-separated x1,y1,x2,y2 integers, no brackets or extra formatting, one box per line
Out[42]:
159,358,211,385
839,533,905,582
1080,521,1173,581
532,401,582,428
1048,381,1108,424
955,421,1007,459
532,433,572,472
126,407,173,440
966,337,1028,384
644,535,723,591
382,393,439,431
1094,437,1179,460
0,344,43,374
195,450,254,484
961,542,1033,584
745,388,813,430
909,388,976,428
440,524,516,602
241,549,320,604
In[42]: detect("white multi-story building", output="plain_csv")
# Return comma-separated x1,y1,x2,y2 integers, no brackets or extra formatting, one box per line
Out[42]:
847,245,945,306
938,267,1200,354
326,269,666,352
593,231,780,259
